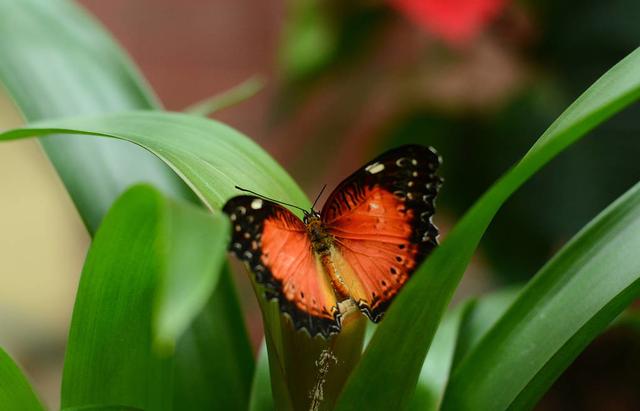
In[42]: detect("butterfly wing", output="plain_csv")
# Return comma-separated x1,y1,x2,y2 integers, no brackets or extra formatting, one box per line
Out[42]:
321,144,442,322
223,196,341,337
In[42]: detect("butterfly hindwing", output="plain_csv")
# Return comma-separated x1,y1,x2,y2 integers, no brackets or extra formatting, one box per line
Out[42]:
223,196,341,338
321,145,442,322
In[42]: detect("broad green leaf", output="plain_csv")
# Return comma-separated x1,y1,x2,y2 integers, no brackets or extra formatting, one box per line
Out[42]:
442,181,640,410
185,76,265,116
0,111,309,210
249,342,275,411
61,184,225,410
172,265,254,411
0,347,45,411
335,47,640,410
0,0,191,233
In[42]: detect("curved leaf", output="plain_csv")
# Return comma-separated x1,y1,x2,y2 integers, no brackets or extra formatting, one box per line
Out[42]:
442,181,640,410
0,347,45,411
61,184,226,410
0,111,309,210
334,47,640,410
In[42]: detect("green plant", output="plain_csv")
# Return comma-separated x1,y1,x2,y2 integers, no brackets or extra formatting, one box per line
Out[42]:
1,1,639,410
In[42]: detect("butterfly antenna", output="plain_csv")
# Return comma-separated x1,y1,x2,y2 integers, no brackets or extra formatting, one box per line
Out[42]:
311,184,327,210
234,186,308,214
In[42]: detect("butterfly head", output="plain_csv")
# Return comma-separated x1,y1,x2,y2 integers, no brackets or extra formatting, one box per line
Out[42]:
303,209,321,225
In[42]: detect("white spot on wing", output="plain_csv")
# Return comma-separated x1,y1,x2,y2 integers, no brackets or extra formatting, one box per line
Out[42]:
251,198,263,209
365,162,385,174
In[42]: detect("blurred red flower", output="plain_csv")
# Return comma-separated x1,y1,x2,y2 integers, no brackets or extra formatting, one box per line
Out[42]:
389,0,507,45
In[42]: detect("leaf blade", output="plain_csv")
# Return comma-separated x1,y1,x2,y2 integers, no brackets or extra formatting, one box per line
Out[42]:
0,347,45,411
0,111,309,210
153,199,229,350
61,184,227,410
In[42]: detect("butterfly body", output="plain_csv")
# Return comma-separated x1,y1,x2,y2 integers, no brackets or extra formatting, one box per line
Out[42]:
224,145,443,338
306,215,333,255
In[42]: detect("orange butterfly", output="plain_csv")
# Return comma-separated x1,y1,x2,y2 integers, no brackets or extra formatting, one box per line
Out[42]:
223,145,442,337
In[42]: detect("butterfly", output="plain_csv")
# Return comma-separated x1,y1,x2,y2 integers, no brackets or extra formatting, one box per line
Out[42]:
223,145,442,338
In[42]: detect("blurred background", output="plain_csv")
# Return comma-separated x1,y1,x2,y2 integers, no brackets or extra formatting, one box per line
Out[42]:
0,0,639,409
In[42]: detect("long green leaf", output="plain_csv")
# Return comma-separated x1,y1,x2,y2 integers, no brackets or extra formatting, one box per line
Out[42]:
61,184,225,410
334,47,640,410
0,347,45,411
0,0,191,233
442,181,640,410
0,111,309,210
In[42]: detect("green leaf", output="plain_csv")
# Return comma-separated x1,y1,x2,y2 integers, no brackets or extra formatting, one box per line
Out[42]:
0,111,309,210
184,76,265,116
442,181,640,410
407,301,475,411
334,47,640,410
0,347,45,411
153,194,230,350
0,0,191,233
172,265,255,411
61,184,225,410
450,286,521,369
249,342,275,411
408,287,521,411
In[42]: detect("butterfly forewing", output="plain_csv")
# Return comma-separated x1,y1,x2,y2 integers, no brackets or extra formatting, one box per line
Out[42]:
321,145,442,322
223,196,341,338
